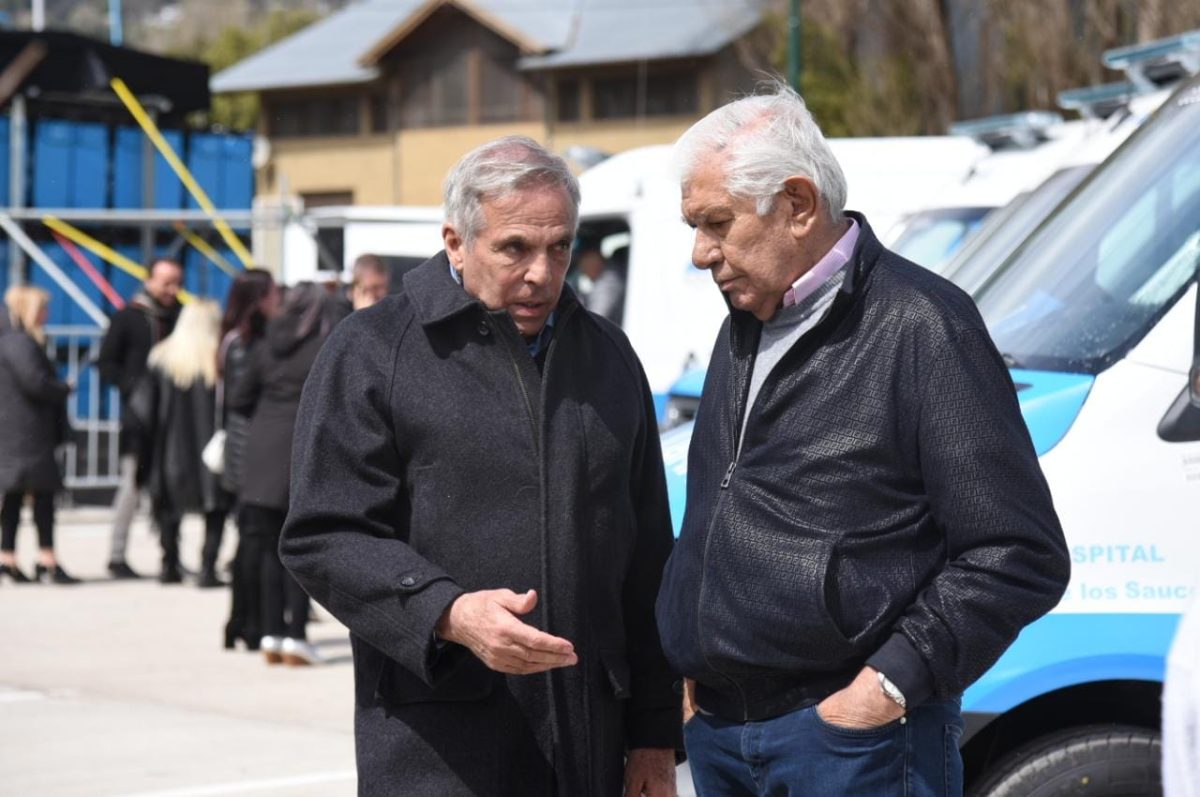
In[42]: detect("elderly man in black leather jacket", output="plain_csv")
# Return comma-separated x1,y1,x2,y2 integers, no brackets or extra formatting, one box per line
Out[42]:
655,84,1070,796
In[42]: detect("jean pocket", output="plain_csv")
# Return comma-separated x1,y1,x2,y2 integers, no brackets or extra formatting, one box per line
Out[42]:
811,704,904,738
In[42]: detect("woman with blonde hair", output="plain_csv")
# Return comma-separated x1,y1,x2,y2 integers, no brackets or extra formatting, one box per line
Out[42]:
0,286,76,584
131,299,229,584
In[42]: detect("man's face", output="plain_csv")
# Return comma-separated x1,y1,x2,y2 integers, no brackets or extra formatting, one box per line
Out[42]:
682,156,813,321
444,185,575,337
144,261,183,307
352,269,390,310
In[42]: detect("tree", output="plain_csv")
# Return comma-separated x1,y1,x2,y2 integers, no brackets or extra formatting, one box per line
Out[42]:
167,7,320,131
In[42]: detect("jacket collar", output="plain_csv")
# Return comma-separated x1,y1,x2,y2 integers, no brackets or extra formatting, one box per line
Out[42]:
403,249,580,327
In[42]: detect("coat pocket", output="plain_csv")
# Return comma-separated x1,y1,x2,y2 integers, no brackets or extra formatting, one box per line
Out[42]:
375,648,496,707
598,648,632,700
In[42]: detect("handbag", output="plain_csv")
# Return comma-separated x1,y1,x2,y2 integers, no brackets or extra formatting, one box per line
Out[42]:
202,337,232,475
202,429,226,474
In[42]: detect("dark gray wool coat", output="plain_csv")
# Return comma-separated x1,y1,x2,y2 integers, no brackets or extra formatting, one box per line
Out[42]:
281,253,681,796
0,325,69,493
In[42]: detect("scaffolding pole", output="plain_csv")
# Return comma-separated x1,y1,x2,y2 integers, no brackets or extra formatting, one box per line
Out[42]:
0,213,109,327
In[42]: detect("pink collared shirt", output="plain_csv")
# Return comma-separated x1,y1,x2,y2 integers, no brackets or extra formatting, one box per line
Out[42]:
781,219,860,308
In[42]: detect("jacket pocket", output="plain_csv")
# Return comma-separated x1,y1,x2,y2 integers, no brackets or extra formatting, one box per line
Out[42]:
374,648,495,707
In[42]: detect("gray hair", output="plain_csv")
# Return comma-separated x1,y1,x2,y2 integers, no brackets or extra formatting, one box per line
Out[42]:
674,82,847,219
443,136,581,243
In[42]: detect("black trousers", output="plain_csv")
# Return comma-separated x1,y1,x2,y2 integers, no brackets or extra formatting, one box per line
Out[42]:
226,504,261,640
1,491,55,552
242,504,309,640
154,504,227,571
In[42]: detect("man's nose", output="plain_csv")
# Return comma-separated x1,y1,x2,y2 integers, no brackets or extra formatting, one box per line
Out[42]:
692,232,721,270
525,252,553,286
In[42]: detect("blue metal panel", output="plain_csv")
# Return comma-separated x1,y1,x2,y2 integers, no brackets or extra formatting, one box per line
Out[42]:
109,247,144,307
33,121,109,208
221,135,254,211
185,133,223,211
33,120,73,207
113,127,186,209
71,123,108,208
112,128,141,208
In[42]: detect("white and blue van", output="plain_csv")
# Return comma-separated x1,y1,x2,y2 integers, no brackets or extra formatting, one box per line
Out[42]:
662,68,1200,795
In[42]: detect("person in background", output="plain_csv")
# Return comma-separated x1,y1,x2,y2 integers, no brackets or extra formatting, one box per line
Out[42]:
134,300,227,586
0,286,77,584
218,270,280,651
228,283,342,666
350,253,390,310
576,247,625,325
97,258,183,580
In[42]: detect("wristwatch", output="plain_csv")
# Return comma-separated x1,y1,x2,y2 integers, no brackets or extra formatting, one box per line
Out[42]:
877,671,907,710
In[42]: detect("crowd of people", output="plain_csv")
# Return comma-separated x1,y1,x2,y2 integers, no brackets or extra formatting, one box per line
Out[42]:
0,253,392,668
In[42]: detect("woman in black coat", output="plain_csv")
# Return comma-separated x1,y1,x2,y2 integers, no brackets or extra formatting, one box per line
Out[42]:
0,286,77,584
134,300,227,585
217,269,279,650
228,283,341,665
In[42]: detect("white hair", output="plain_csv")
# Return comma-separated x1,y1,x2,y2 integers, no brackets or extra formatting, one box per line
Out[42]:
443,136,581,243
675,82,847,219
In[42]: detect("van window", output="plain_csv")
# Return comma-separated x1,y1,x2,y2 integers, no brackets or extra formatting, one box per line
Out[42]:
974,81,1200,374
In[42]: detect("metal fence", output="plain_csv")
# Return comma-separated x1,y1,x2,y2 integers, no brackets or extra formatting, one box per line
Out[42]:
46,325,122,492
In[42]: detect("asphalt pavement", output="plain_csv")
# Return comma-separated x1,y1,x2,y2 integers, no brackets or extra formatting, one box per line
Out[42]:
0,506,695,797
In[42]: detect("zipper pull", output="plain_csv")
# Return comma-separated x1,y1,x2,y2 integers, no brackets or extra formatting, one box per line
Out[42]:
720,461,736,488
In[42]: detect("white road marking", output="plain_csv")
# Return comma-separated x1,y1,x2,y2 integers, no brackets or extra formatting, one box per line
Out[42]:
113,770,357,797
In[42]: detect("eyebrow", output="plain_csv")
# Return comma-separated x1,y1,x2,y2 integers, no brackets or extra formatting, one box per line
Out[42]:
682,206,731,226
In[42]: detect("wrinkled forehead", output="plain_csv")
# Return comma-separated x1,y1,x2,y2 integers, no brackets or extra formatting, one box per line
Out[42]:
478,183,578,231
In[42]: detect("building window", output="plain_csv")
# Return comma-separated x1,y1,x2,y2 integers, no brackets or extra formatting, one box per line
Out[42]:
593,75,637,120
369,91,389,133
399,50,470,128
479,50,524,123
271,96,361,138
592,70,698,120
555,78,580,122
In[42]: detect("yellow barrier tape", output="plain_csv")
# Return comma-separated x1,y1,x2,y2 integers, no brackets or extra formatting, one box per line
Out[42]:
43,215,195,303
110,77,252,268
173,223,238,278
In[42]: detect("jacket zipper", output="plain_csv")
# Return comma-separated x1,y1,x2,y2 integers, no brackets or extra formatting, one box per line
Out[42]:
697,315,755,719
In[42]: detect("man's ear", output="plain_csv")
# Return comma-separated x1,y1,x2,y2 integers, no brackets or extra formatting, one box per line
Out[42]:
782,176,820,240
443,223,466,271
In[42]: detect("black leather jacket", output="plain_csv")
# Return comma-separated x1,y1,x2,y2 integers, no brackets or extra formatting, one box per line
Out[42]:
655,216,1070,721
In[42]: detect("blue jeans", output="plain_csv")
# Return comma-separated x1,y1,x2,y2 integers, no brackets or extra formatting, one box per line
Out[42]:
684,698,964,796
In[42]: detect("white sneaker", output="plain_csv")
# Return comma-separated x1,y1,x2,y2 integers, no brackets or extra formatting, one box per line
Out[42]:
282,637,322,666
261,635,283,665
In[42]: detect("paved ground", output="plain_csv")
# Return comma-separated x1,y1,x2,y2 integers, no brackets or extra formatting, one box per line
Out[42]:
0,507,695,796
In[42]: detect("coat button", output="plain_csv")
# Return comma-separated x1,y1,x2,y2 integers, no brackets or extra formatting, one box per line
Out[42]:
400,576,417,587
477,322,490,337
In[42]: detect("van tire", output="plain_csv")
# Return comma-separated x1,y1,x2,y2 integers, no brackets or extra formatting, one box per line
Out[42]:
967,724,1161,797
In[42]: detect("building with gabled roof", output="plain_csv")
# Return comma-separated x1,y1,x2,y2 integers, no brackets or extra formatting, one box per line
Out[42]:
212,0,768,205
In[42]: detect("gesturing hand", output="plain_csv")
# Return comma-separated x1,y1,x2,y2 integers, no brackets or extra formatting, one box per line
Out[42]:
436,589,578,675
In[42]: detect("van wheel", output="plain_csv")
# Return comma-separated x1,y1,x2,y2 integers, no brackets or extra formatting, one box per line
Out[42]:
967,724,1160,797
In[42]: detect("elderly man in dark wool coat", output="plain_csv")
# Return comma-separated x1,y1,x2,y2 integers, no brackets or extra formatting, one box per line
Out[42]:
281,137,681,796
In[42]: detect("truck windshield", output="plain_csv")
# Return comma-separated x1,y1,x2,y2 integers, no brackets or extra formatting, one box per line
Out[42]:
974,80,1200,374
943,165,1092,292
